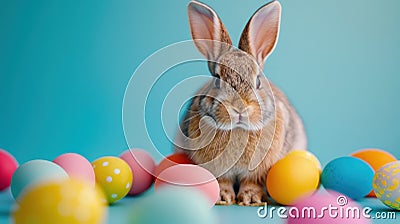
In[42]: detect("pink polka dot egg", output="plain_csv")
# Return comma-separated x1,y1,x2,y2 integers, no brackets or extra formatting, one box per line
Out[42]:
92,156,133,204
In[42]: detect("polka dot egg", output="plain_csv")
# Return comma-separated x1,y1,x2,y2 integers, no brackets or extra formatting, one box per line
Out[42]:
13,179,106,224
92,156,133,204
373,161,400,210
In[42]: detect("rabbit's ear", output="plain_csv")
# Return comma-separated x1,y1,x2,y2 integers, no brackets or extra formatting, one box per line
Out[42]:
239,1,281,68
188,1,232,61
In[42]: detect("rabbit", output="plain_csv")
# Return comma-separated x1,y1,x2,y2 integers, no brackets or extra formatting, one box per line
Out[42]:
174,0,307,206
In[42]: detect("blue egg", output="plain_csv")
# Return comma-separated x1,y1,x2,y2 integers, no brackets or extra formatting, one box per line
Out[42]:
321,156,374,200
11,159,68,201
128,187,217,224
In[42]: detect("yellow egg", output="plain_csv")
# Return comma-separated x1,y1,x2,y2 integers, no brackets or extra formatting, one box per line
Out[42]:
92,156,133,204
266,156,320,205
286,150,322,172
373,161,400,210
12,179,106,224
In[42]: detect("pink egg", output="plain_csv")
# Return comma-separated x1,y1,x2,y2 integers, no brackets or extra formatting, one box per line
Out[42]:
53,153,95,187
287,191,370,224
120,149,155,195
154,164,219,208
0,149,19,191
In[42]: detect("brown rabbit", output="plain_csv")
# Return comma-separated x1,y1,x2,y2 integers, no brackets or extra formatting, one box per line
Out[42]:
174,0,307,206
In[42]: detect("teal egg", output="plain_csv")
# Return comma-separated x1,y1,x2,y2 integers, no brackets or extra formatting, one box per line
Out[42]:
11,159,68,201
321,156,374,199
128,187,217,224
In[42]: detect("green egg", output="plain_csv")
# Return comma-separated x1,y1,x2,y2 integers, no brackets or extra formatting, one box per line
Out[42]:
10,159,68,201
128,187,217,224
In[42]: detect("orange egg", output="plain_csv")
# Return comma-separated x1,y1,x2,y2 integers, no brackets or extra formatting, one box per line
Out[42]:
154,153,194,177
351,148,397,197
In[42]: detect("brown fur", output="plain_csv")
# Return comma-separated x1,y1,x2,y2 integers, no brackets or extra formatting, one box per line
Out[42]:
177,1,307,205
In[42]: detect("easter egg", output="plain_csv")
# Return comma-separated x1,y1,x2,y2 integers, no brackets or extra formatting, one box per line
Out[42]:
154,153,194,177
120,149,155,195
92,156,133,204
266,156,320,205
351,148,397,197
373,161,400,210
287,191,370,224
128,187,217,224
13,179,107,224
53,153,95,187
0,149,19,191
11,159,68,201
154,164,219,208
321,157,374,200
286,150,321,172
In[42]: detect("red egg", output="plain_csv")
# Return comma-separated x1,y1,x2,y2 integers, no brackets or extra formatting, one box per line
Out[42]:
120,149,156,195
0,149,19,191
155,164,219,208
154,153,194,177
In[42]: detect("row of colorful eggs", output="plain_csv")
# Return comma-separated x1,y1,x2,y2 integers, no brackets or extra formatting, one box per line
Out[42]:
0,149,219,223
1,147,399,224
1,148,399,206
266,149,399,208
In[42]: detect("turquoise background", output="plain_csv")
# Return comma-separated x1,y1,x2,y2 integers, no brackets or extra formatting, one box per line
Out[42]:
1,0,399,164
1,0,400,223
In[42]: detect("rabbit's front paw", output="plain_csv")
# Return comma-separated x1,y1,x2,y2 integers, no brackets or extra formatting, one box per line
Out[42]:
237,182,267,206
216,179,235,205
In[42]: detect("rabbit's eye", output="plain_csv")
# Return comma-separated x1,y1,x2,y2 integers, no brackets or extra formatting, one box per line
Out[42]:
256,75,261,89
214,78,221,89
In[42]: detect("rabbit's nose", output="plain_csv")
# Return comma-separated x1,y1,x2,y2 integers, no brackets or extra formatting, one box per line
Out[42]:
232,107,249,120
232,107,245,114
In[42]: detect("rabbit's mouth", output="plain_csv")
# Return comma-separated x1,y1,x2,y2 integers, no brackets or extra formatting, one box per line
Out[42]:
206,117,263,132
234,121,250,130
200,106,267,131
